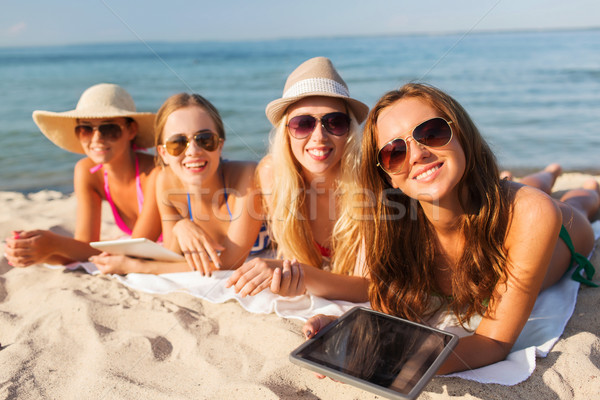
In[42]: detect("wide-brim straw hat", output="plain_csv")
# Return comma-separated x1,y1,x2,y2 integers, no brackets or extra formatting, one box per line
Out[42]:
265,57,369,126
32,83,155,154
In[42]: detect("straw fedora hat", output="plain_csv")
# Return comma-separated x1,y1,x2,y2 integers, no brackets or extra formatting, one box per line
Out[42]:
265,57,369,126
32,83,155,154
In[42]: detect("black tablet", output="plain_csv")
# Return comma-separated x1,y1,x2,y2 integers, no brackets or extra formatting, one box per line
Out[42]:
290,307,458,400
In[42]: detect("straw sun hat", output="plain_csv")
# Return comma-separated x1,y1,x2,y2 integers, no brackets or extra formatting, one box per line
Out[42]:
32,83,155,154
265,57,369,126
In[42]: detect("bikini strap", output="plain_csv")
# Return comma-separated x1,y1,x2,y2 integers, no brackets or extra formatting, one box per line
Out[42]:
103,169,133,235
134,153,143,213
186,162,232,223
187,192,194,222
560,225,598,287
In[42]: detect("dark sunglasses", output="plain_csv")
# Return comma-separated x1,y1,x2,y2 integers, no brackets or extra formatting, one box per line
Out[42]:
287,112,351,139
75,123,124,141
376,117,453,174
162,131,221,156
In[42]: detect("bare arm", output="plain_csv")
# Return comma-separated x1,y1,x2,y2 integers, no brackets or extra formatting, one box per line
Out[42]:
438,186,562,373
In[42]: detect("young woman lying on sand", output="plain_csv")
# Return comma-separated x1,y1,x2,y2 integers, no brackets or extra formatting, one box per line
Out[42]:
4,83,161,267
226,57,371,302
304,83,599,373
91,93,264,275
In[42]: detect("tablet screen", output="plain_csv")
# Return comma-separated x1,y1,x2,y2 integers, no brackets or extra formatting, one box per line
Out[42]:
290,307,457,399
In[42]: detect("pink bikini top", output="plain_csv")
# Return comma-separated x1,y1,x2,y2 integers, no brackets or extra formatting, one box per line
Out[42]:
89,154,143,236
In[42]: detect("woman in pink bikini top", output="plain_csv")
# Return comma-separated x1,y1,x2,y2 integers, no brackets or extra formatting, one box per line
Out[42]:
4,83,161,267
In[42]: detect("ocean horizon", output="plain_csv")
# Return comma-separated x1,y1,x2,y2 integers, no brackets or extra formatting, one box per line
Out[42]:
1,28,599,193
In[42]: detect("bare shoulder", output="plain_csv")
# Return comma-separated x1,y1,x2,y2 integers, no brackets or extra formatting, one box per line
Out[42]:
137,152,157,174
155,166,182,191
256,155,274,191
506,181,561,236
74,157,98,187
223,160,258,190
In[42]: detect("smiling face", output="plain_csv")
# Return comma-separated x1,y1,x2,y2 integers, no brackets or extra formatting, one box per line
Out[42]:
76,117,136,164
285,96,349,181
157,105,223,188
376,97,466,204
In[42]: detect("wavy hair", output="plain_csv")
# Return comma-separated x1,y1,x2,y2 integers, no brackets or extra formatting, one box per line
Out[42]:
353,83,511,326
267,104,361,269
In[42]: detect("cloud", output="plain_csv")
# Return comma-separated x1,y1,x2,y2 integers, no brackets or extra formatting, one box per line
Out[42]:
8,22,27,36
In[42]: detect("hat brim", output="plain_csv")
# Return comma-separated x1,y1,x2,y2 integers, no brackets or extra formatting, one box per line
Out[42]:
265,93,369,126
33,109,156,154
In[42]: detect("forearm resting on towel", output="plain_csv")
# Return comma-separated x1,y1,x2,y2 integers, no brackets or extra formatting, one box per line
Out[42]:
436,333,512,375
303,266,369,303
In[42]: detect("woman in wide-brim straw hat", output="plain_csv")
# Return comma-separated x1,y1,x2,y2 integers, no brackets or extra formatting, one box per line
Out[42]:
226,56,371,302
5,83,162,267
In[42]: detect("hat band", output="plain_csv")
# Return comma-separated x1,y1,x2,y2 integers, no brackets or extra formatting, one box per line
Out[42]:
282,78,349,99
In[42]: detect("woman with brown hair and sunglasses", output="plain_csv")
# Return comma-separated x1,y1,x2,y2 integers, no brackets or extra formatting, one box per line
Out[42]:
92,93,263,275
4,83,161,267
225,57,371,302
304,82,600,372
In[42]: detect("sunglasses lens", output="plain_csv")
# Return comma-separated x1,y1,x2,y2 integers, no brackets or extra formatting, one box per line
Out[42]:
413,118,452,148
97,124,123,141
75,125,94,137
287,115,317,138
74,124,123,141
194,132,219,152
378,139,407,173
164,135,189,156
322,112,350,136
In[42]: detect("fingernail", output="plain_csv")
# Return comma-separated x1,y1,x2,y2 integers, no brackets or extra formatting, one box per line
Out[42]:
13,233,20,239
305,330,312,338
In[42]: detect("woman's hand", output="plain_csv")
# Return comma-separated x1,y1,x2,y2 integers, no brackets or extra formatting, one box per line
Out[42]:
172,218,224,276
4,230,55,267
272,259,305,296
302,314,339,379
225,258,306,297
90,253,145,275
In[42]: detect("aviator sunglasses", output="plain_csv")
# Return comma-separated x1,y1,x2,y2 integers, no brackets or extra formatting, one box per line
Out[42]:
75,123,124,141
287,112,351,139
162,131,221,156
376,117,453,174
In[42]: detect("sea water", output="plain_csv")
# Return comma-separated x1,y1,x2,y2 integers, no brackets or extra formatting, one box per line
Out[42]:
1,29,599,193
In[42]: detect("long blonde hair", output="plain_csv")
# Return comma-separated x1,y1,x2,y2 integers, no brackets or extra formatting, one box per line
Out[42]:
267,105,361,268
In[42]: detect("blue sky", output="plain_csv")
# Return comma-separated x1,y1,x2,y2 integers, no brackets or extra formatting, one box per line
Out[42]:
1,0,599,47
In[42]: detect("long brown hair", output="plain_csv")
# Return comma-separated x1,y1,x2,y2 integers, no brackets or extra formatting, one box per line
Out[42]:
357,83,511,326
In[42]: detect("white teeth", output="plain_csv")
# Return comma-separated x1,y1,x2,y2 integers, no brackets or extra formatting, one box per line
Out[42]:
308,149,330,157
415,165,440,180
185,161,207,168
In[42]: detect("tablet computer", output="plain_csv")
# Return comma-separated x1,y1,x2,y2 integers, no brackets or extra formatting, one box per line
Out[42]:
290,307,458,400
90,238,185,262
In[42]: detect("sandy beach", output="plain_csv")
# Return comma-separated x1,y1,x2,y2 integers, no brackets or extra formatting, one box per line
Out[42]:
1,173,599,399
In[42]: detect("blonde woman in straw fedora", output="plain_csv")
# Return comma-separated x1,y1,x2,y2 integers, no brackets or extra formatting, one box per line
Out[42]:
90,93,264,275
226,57,370,302
4,83,161,267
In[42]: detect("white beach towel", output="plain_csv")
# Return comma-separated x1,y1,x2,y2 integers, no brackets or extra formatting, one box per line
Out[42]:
49,261,370,321
439,220,600,384
47,221,600,386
